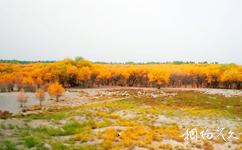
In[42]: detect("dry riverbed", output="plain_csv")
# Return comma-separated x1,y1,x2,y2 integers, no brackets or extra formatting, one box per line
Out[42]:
0,87,241,150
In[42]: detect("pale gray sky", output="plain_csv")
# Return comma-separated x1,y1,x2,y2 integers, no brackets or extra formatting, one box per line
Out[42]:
0,0,242,64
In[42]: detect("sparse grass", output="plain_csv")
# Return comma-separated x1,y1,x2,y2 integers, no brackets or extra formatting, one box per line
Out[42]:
74,131,93,142
31,120,96,137
152,124,184,142
117,119,139,126
102,128,118,148
1,140,17,150
161,91,242,118
74,144,98,150
120,126,153,147
63,121,83,135
33,126,66,136
63,120,96,135
96,118,112,128
1,89,241,149
25,110,69,121
0,123,6,129
23,136,42,148
50,141,69,150
158,143,173,150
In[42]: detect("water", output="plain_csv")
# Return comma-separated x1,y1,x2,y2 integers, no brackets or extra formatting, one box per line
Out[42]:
0,92,50,114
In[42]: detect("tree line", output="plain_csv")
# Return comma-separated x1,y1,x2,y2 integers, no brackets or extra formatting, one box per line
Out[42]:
0,58,241,92
0,59,219,65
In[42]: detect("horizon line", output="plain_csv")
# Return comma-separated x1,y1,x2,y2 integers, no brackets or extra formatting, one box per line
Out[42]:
0,59,241,65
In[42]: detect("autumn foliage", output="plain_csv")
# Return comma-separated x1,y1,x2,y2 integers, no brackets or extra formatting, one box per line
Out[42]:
0,59,241,91
17,88,28,107
35,88,45,106
47,82,65,102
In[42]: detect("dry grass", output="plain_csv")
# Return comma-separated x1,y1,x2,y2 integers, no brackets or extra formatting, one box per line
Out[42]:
0,89,241,149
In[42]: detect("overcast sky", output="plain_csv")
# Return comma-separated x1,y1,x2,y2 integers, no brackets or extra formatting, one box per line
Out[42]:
0,0,242,64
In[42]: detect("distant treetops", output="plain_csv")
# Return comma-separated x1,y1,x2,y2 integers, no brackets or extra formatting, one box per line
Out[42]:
0,58,241,91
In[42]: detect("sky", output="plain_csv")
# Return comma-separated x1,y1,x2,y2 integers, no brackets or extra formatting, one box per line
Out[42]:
0,0,242,64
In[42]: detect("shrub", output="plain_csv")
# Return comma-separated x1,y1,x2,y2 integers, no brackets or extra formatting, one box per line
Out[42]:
47,82,65,102
17,88,28,108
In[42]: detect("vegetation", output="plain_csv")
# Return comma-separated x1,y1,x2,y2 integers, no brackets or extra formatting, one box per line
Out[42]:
47,82,65,102
0,58,241,92
1,89,241,149
17,88,28,108
35,88,45,107
1,57,241,149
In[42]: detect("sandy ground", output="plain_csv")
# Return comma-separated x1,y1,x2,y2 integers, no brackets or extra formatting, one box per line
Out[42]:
0,87,241,114
0,87,241,150
164,87,242,97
